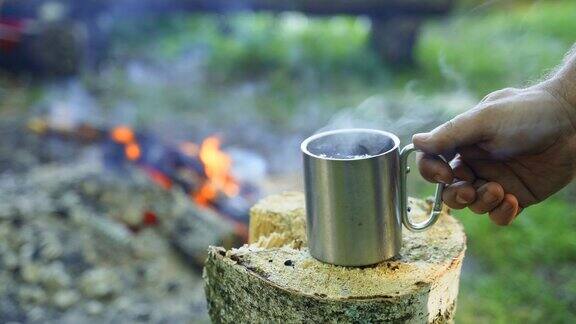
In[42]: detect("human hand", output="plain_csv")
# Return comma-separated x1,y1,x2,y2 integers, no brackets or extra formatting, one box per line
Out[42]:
414,79,576,225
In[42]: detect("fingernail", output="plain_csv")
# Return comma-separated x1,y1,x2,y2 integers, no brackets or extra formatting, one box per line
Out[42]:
434,175,448,184
481,190,498,204
413,133,431,142
501,201,513,211
456,194,468,205
501,203,515,225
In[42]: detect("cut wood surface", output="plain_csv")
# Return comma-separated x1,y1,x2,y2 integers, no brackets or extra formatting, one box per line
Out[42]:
204,192,466,323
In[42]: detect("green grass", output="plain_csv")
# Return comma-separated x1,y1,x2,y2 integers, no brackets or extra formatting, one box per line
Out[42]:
456,197,576,322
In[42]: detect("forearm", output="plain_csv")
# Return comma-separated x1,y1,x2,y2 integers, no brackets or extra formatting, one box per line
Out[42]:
550,44,576,108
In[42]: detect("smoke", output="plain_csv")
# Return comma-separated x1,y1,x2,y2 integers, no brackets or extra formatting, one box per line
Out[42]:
437,53,468,92
309,39,481,155
306,92,470,160
315,89,475,147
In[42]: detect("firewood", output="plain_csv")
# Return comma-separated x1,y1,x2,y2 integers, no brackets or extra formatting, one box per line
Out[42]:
204,192,466,323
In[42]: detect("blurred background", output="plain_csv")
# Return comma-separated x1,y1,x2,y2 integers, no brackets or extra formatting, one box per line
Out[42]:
0,0,575,322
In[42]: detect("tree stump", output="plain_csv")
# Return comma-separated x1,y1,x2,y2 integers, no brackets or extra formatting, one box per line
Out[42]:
204,192,466,323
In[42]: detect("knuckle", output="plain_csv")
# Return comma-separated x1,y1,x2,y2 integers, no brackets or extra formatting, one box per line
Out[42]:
500,87,519,96
443,119,457,132
437,120,459,148
443,196,465,210
442,186,455,199
481,87,518,103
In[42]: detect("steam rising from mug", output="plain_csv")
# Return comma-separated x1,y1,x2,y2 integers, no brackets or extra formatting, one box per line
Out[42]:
314,94,470,153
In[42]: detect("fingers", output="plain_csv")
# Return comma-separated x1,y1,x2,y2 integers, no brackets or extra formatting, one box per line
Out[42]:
459,157,538,207
413,111,487,154
468,182,505,214
416,152,453,184
450,156,476,182
489,194,520,226
436,172,522,226
442,181,476,209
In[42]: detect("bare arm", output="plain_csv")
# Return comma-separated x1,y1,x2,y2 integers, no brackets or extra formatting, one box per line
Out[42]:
547,45,576,109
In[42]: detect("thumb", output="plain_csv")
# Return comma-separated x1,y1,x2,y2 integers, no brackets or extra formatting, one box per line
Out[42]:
413,112,486,154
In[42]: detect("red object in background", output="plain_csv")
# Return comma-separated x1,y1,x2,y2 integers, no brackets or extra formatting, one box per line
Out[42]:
127,211,159,233
142,210,159,226
0,19,26,52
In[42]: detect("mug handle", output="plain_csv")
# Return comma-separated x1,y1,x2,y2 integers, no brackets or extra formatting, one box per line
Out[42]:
399,143,445,232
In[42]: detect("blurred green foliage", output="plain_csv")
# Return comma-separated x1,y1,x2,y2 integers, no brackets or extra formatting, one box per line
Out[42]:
110,0,576,102
456,198,576,322
111,13,383,81
417,1,576,94
108,13,392,126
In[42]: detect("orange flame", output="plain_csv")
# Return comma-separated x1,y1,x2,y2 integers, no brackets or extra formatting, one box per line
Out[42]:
111,126,135,144
194,136,239,205
125,142,141,161
111,125,141,162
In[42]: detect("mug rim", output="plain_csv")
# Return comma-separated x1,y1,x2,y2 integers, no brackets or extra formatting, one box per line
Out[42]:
301,128,400,161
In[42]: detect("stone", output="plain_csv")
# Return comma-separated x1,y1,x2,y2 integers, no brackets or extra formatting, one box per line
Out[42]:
1,250,19,271
204,192,466,323
39,262,71,291
17,286,47,305
85,300,104,315
21,263,42,284
117,202,145,226
0,155,224,322
39,234,63,261
53,290,79,309
79,268,121,299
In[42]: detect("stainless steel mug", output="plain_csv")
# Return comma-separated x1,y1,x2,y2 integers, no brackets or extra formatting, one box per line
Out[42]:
301,128,444,266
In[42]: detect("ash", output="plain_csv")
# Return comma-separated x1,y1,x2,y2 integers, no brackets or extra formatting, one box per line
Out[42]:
0,122,234,323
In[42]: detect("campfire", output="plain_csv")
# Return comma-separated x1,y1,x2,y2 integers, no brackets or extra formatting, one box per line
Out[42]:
0,117,262,321
193,136,239,206
28,118,255,240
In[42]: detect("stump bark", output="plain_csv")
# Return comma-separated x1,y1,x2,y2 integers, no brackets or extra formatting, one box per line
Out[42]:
204,192,466,323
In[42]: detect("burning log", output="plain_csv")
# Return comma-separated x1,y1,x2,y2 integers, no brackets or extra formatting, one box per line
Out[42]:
27,117,253,240
204,192,466,323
